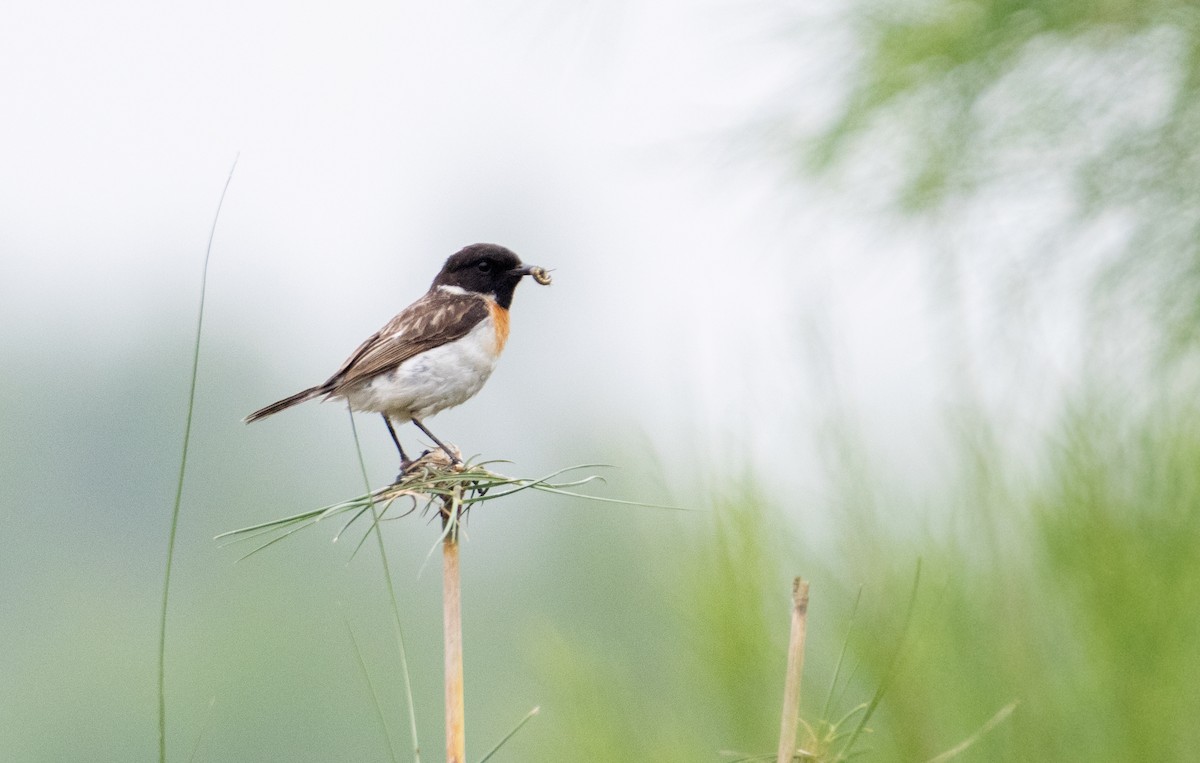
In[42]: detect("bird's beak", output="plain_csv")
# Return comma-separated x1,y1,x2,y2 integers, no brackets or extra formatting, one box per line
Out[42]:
510,264,552,285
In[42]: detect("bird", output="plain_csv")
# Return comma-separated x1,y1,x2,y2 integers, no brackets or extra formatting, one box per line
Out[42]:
245,243,550,471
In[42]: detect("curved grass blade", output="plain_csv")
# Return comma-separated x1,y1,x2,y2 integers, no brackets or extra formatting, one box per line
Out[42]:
821,584,864,722
924,701,1018,763
476,706,540,763
837,560,923,759
218,462,685,554
347,409,422,763
159,153,239,763
520,485,691,510
186,696,217,763
346,618,399,763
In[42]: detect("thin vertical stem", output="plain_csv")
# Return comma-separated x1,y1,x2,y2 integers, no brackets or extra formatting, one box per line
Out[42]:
346,618,400,762
159,154,238,763
443,492,466,763
347,409,421,762
776,577,811,763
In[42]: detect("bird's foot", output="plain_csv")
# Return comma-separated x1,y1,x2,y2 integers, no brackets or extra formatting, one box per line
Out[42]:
391,444,469,484
430,443,464,469
393,448,464,483
393,452,426,483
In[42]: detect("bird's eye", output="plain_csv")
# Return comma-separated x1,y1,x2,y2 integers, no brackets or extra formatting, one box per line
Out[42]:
476,260,493,273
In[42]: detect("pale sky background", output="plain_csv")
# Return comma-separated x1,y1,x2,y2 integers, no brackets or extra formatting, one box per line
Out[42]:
0,0,973,502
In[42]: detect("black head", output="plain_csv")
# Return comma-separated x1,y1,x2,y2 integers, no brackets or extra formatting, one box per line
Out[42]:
432,243,539,309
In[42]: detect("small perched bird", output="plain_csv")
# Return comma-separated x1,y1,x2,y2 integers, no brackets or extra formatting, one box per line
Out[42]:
245,243,550,470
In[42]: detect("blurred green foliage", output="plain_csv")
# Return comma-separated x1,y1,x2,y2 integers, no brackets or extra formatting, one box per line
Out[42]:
521,397,1200,761
13,349,1200,761
796,0,1200,356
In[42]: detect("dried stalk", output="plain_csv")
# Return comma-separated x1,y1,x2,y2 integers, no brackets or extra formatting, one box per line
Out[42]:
442,487,466,763
776,577,810,763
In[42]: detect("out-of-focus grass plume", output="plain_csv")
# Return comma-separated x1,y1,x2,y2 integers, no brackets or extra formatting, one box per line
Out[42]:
786,0,1200,359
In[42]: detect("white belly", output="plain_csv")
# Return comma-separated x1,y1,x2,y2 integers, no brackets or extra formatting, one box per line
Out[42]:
339,317,500,421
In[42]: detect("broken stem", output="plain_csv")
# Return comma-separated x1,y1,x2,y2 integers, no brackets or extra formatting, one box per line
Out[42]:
776,577,811,763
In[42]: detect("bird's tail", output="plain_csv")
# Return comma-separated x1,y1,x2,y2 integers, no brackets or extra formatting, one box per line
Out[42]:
244,385,327,423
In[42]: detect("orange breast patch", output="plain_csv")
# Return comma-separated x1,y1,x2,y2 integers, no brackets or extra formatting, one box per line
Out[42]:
488,300,510,354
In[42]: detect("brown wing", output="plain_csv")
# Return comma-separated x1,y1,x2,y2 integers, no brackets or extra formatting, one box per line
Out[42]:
323,289,490,392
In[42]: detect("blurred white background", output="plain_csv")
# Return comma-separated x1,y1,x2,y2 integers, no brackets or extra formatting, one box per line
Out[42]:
0,0,954,487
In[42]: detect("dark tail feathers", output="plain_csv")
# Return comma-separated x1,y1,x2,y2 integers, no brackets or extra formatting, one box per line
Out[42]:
244,385,327,423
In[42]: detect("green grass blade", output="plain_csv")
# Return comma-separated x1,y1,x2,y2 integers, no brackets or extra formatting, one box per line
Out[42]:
924,701,1018,763
215,493,373,542
335,502,384,545
159,153,239,763
419,492,461,576
186,697,216,763
348,497,420,564
822,585,864,722
476,706,540,763
348,410,422,763
346,617,399,763
520,485,691,510
837,559,922,759
459,467,609,505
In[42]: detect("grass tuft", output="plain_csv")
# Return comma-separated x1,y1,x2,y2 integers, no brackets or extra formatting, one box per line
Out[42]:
219,446,677,762
216,452,668,555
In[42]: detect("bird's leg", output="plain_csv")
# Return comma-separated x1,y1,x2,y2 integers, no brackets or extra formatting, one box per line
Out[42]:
382,414,413,470
411,417,462,465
